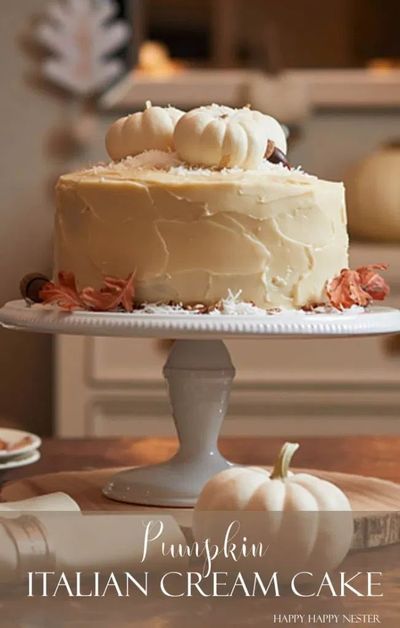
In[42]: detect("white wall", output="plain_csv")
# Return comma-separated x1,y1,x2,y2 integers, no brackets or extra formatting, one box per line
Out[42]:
290,110,400,182
0,1,59,433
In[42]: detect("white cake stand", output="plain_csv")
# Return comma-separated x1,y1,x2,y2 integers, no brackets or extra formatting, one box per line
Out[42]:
2,299,400,507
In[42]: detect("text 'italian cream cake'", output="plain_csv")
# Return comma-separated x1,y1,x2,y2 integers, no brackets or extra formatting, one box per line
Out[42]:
54,103,349,310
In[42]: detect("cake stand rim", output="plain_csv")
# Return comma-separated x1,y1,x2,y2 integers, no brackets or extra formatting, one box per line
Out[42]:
1,299,400,339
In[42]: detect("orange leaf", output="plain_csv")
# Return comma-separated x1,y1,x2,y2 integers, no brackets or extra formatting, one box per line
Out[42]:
357,264,390,301
79,287,122,311
327,269,371,309
39,273,83,311
39,271,135,312
104,273,135,312
326,264,389,309
80,273,135,312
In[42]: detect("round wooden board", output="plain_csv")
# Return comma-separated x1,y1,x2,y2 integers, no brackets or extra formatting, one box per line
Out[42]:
2,466,400,551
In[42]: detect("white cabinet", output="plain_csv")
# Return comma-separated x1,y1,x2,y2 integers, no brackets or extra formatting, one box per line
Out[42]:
55,244,400,437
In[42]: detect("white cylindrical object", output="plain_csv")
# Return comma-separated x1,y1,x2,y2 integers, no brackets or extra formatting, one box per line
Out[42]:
0,513,187,583
0,492,80,515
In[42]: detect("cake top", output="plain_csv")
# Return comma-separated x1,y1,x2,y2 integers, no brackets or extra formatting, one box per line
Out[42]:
61,102,324,186
64,149,317,187
104,101,291,172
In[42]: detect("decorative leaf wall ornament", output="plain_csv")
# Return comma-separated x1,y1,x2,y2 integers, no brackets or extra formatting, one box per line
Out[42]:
36,0,130,96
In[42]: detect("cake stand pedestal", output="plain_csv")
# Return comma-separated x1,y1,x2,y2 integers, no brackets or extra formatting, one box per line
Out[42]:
1,300,400,507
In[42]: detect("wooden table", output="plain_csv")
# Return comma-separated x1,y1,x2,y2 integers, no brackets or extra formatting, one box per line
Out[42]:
3,437,400,626
6,435,400,483
2,436,400,628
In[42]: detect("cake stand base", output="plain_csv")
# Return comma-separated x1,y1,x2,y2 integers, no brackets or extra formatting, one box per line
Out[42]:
103,339,235,506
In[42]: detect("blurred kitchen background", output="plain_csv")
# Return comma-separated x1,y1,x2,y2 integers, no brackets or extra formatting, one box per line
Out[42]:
1,0,400,438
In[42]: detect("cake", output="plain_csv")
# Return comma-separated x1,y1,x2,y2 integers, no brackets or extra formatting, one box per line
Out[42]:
54,103,349,311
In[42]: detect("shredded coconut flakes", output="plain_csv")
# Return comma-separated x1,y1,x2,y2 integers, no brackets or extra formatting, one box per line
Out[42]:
80,151,315,182
131,292,366,317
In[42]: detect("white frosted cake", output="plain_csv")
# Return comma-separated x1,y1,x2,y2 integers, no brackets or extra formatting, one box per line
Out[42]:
54,103,349,311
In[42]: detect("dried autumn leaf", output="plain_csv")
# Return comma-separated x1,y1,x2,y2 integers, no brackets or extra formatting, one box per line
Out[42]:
326,264,389,309
80,273,135,312
39,272,83,311
104,273,135,311
357,264,390,301
79,287,122,312
327,269,371,309
39,271,135,312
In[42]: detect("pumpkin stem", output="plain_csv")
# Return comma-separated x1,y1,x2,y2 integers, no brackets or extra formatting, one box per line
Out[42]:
270,442,300,480
145,100,152,109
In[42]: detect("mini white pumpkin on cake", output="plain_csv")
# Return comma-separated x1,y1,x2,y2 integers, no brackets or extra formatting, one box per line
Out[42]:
173,103,287,169
105,100,183,161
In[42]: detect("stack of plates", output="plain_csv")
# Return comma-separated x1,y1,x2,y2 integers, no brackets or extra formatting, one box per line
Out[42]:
0,428,41,481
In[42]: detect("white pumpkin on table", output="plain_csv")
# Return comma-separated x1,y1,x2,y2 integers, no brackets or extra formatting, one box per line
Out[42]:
346,142,400,242
106,101,184,161
193,442,353,582
173,104,287,169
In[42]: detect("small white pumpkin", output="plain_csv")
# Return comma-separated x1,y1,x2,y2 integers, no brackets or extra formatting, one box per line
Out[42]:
105,101,184,161
193,442,353,581
173,104,287,169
